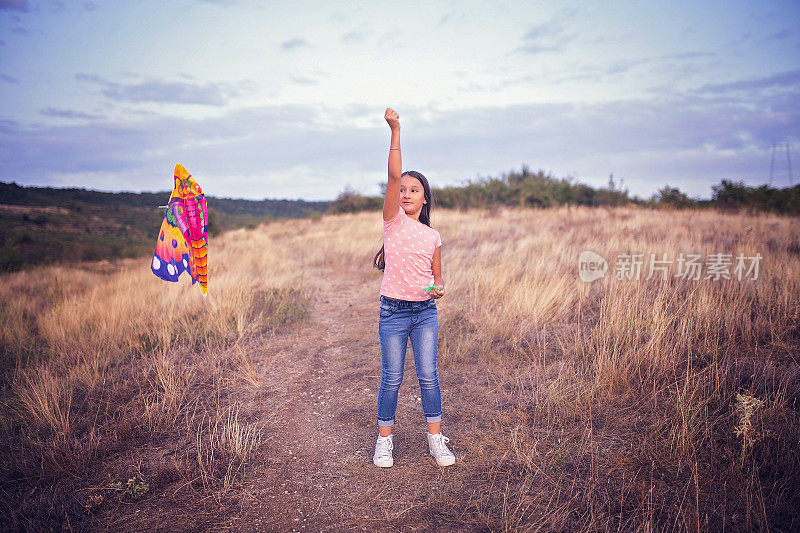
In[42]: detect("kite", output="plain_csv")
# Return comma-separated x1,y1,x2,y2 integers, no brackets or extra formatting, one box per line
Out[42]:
150,163,208,296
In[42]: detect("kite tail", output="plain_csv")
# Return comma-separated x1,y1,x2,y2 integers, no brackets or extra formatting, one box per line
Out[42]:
181,191,208,296
193,239,208,296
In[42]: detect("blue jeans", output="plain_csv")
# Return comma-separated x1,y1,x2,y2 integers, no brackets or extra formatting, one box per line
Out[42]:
377,295,443,427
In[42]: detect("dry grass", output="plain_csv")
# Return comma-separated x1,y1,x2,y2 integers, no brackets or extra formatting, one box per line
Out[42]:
0,218,311,529
1,205,799,531
192,404,265,494
12,365,73,435
427,206,800,531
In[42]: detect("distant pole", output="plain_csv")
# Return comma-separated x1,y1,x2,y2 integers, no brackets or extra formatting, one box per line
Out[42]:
769,142,775,185
787,142,793,186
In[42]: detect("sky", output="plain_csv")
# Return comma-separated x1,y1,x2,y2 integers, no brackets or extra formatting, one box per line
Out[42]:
0,0,798,201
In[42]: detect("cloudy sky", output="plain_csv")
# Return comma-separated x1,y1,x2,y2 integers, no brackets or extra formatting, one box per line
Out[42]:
0,0,798,201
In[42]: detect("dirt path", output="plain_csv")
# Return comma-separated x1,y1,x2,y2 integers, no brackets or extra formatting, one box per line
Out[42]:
220,264,485,532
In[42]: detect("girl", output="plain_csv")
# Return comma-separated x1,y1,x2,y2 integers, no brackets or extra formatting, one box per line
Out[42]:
371,108,455,468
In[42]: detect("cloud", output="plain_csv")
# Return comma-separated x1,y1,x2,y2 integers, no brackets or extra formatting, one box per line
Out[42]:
74,73,103,83
103,81,231,106
665,51,717,60
549,58,650,85
0,0,28,12
604,58,651,76
437,11,466,27
291,75,318,86
2,89,797,200
699,69,800,93
0,118,19,132
422,92,797,194
523,23,559,42
40,107,104,120
0,104,381,199
340,30,368,43
761,28,793,42
1,73,19,84
515,23,564,54
458,75,534,93
75,74,252,106
514,8,578,55
550,50,720,87
280,37,309,50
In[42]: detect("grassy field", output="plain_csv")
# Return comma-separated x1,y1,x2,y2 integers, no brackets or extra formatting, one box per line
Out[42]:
1,205,798,531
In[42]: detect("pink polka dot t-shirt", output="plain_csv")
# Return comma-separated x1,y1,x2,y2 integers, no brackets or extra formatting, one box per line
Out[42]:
379,205,442,301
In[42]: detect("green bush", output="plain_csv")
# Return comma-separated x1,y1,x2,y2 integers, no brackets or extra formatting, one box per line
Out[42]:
653,186,694,209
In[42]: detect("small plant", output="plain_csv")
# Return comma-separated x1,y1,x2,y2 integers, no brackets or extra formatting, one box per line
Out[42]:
125,474,150,499
107,472,150,500
84,471,149,514
83,493,103,514
733,392,765,458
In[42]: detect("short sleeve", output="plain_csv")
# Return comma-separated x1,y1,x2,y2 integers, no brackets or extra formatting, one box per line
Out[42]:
435,231,442,249
383,205,404,232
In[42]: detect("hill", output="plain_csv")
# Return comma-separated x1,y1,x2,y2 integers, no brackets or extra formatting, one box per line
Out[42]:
0,181,329,271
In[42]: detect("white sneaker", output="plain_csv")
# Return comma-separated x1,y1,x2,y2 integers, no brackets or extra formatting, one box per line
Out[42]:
427,432,456,467
373,434,394,467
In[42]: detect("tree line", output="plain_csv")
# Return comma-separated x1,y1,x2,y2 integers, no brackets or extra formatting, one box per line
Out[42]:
328,166,800,216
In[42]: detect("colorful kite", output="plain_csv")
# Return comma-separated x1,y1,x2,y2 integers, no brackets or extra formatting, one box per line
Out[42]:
151,163,208,296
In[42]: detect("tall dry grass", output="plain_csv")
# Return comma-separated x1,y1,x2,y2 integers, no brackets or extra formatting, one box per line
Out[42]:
0,220,311,528
319,205,797,530
424,205,800,531
1,205,798,530
214,204,799,529
191,403,265,494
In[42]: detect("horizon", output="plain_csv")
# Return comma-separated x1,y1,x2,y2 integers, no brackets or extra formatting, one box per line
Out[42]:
1,1,798,201
3,171,795,204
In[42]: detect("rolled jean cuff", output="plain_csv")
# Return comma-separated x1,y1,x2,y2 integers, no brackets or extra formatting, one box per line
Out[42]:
425,413,443,423
377,418,394,427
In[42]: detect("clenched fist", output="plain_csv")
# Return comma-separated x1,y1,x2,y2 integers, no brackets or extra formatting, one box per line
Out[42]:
385,108,400,131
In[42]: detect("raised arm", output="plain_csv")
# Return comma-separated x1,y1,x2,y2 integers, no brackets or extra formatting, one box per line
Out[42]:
383,108,402,222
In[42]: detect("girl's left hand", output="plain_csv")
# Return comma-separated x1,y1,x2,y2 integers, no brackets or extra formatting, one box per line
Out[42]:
430,285,445,299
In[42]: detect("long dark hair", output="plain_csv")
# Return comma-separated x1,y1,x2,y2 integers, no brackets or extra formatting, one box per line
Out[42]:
373,170,434,271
